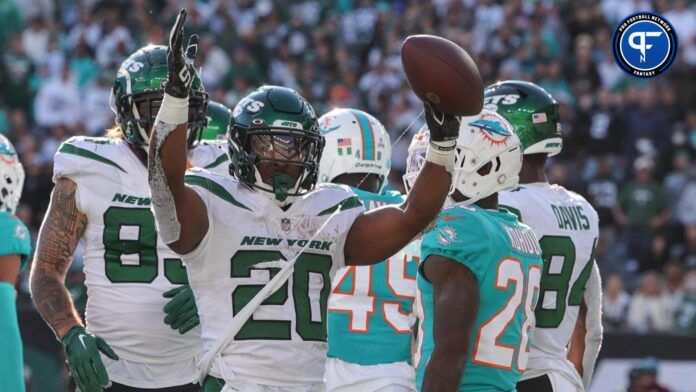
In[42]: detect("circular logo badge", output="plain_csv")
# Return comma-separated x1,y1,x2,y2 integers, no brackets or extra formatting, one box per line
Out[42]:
612,12,678,78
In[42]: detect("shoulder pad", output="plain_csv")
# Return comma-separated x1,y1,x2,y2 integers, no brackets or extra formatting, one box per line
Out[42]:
184,169,251,211
0,214,32,266
53,136,128,183
303,185,364,216
189,142,229,173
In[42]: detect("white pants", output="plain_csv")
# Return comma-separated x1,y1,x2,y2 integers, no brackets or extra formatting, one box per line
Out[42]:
324,358,415,392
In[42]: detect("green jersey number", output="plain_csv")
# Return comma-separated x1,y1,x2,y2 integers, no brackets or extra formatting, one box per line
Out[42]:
231,250,332,341
535,235,596,328
103,207,188,284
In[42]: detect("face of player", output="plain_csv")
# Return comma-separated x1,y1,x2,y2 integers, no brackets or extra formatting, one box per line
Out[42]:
251,134,305,186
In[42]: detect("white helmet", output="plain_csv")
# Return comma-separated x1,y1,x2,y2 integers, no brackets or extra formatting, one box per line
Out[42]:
404,109,522,205
0,134,25,214
403,127,429,193
318,108,392,192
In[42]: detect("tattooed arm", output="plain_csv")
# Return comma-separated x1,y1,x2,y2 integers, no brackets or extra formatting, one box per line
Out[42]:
30,178,88,339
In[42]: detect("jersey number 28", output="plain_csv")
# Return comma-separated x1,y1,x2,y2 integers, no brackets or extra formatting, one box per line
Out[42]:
471,257,540,371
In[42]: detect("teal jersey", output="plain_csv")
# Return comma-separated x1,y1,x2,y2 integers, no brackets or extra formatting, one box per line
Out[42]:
415,205,543,391
0,212,31,270
327,188,419,365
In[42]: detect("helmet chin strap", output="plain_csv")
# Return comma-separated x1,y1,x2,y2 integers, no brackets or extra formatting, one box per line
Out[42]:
252,168,299,208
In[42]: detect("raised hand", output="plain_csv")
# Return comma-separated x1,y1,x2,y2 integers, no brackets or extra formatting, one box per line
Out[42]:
163,9,199,98
423,102,461,148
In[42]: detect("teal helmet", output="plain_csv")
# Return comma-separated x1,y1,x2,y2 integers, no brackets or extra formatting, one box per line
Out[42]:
483,80,562,156
110,45,208,148
201,100,232,141
228,86,324,205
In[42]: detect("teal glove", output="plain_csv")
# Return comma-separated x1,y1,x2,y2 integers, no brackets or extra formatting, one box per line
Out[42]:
61,326,118,392
163,285,200,334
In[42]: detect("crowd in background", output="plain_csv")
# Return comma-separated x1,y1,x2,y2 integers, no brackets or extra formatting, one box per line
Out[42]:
1,0,695,337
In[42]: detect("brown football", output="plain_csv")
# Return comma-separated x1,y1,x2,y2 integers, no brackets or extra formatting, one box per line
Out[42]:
401,34,483,116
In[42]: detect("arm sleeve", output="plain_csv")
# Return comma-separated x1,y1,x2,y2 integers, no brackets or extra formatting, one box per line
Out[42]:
581,263,603,389
0,282,25,391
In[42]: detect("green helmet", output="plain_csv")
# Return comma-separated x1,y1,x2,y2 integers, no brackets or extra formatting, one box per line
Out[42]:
228,85,324,205
483,80,562,156
200,100,232,141
110,45,208,148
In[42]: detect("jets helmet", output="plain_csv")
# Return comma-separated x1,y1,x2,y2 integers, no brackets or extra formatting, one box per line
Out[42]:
0,134,25,214
228,86,324,206
484,80,562,156
318,108,392,193
201,100,232,141
406,109,522,205
111,45,208,148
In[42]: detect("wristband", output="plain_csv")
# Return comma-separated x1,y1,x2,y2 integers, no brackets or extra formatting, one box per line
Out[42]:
156,93,189,125
426,140,456,172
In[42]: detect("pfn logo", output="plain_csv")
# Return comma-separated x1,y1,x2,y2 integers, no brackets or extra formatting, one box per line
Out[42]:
628,31,663,63
612,12,678,78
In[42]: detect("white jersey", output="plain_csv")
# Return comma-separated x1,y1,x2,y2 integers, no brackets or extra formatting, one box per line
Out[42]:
53,136,229,388
182,169,365,388
499,183,600,389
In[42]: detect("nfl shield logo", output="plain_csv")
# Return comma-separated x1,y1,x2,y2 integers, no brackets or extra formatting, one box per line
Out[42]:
281,218,291,232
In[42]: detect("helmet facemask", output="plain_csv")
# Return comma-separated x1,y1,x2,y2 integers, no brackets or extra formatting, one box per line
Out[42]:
230,124,324,207
450,143,522,205
113,89,208,149
0,135,25,214
402,125,432,193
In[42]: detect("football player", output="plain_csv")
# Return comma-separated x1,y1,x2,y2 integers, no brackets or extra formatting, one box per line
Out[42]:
29,45,228,392
201,100,232,141
319,109,418,391
412,110,543,391
490,81,603,392
0,134,31,391
147,10,460,391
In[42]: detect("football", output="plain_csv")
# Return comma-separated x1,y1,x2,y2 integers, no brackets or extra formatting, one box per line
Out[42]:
401,34,484,116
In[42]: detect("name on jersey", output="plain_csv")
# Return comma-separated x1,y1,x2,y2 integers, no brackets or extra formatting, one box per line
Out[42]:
504,226,542,255
240,236,333,251
112,193,151,206
551,204,590,231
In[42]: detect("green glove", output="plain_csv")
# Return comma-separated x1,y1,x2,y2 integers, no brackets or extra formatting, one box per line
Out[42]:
61,326,118,392
163,285,200,334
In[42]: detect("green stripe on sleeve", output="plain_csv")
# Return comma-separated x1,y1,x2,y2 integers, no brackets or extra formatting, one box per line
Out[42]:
184,175,250,211
203,154,229,169
318,196,363,216
58,143,126,173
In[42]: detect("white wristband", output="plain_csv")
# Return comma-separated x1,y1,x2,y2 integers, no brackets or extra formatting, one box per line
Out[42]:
156,93,189,125
426,140,456,172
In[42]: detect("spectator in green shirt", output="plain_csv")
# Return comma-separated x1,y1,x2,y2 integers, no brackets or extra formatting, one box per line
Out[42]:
675,270,696,335
614,157,671,271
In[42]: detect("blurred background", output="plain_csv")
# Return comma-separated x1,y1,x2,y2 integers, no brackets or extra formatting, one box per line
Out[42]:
2,0,695,391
